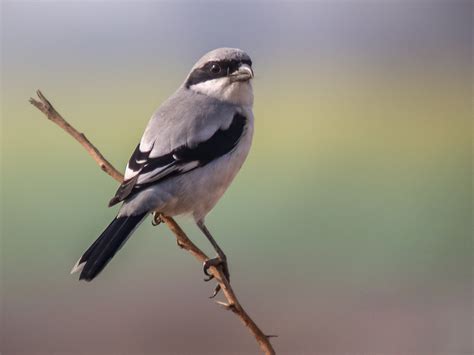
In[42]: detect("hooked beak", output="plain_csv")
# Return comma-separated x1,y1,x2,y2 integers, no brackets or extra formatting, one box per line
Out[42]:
230,63,254,82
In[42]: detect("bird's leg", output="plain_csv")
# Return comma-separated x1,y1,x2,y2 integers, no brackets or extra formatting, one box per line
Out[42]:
196,220,230,297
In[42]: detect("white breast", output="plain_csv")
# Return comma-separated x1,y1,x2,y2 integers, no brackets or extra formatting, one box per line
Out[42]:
161,109,254,221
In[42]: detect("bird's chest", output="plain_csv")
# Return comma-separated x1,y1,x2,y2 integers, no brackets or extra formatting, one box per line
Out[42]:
180,114,253,219
158,108,254,220
199,116,253,192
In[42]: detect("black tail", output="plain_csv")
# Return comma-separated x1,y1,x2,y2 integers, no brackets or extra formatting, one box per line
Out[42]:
72,213,147,281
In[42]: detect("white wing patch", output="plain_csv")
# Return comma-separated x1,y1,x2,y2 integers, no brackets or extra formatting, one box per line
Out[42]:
136,160,200,186
124,164,138,180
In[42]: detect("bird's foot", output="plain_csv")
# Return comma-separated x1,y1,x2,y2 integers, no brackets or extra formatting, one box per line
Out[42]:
151,212,162,226
203,256,230,281
203,256,230,298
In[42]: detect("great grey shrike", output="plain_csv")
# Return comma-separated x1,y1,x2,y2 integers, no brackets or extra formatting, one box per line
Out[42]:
71,48,254,295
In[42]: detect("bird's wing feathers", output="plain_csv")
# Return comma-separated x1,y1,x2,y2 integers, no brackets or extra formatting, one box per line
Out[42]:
109,91,247,207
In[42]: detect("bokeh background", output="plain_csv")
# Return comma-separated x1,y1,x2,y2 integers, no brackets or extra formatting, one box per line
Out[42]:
1,1,472,354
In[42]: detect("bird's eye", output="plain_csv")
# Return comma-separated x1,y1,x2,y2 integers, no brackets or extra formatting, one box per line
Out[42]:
210,63,221,74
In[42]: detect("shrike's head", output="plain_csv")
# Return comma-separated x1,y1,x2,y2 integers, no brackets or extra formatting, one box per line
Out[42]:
184,48,254,106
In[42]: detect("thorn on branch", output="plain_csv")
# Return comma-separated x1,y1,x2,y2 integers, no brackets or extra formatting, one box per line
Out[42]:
209,283,222,299
216,301,236,311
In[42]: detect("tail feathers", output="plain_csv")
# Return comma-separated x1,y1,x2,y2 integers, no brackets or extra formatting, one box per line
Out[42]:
71,212,147,281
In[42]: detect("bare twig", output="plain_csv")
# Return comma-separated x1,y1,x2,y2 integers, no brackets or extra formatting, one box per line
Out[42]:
29,90,276,355
29,91,123,182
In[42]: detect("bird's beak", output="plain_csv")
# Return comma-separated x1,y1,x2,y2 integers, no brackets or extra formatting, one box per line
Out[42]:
230,63,254,82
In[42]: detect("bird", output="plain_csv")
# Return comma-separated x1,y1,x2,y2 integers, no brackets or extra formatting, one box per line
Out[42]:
71,48,254,296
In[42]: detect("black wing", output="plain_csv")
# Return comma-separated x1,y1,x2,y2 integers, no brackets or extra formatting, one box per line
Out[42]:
109,112,247,207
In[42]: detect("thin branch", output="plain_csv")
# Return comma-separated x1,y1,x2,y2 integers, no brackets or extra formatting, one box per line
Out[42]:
29,90,276,355
29,91,123,182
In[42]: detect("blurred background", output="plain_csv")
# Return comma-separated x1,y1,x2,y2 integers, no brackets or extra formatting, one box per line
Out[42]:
1,1,472,354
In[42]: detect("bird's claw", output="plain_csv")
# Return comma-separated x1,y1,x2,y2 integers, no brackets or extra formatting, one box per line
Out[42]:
204,273,214,282
202,258,218,281
151,212,162,226
202,257,230,297
209,284,221,299
203,257,229,280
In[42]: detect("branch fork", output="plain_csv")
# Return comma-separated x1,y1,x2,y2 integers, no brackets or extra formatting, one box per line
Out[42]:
30,90,276,355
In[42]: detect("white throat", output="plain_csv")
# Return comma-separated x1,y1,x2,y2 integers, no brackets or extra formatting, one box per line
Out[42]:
189,78,254,107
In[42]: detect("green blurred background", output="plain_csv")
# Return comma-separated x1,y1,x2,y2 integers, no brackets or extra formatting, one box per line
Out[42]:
1,1,472,354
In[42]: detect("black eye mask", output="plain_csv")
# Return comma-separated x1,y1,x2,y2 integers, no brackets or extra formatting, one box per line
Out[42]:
185,59,252,88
